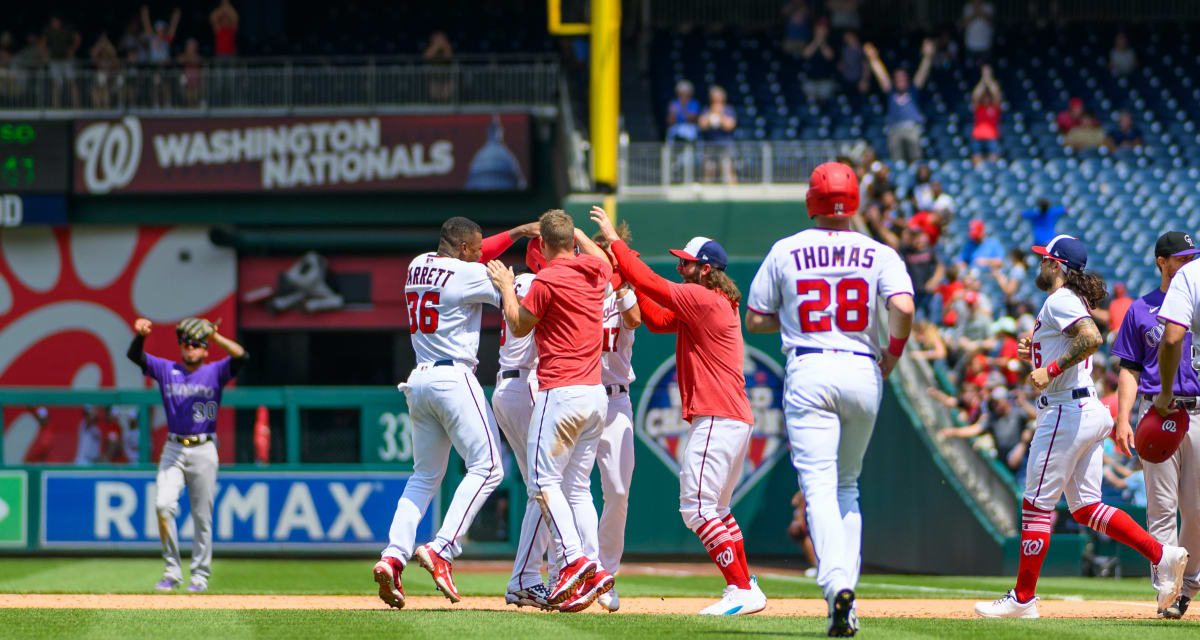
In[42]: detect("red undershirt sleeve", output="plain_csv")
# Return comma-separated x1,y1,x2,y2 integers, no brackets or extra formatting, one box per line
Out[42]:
610,240,679,311
479,231,515,263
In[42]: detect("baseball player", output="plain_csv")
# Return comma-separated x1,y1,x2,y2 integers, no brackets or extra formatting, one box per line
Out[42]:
974,234,1189,618
590,206,767,616
590,224,642,613
1147,232,1200,618
487,209,615,613
496,243,557,610
373,217,538,609
127,316,248,592
745,162,915,637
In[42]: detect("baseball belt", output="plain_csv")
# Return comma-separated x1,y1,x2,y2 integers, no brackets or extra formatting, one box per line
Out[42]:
606,384,628,396
1037,387,1093,408
501,369,530,379
168,432,215,447
1142,394,1198,410
793,346,874,359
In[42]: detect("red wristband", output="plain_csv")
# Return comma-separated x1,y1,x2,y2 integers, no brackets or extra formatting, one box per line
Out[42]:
887,335,907,358
1047,361,1063,378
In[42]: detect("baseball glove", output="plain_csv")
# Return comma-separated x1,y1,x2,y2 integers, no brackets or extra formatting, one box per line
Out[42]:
176,317,216,342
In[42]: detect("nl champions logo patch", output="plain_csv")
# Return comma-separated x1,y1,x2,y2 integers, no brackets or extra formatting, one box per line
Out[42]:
635,346,787,503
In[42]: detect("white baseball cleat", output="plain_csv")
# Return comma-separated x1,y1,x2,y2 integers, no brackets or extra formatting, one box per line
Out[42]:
826,588,858,637
1155,545,1190,612
597,587,619,612
974,590,1039,618
505,583,554,610
698,584,766,615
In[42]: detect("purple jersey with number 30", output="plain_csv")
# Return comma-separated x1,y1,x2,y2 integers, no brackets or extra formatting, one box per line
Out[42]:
143,354,234,435
1110,288,1200,396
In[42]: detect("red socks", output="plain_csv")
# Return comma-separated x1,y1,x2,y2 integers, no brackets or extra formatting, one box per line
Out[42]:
696,519,751,589
722,514,751,577
1015,500,1052,603
1072,503,1163,564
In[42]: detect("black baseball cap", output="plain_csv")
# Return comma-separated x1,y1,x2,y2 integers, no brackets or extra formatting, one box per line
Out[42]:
1155,231,1200,258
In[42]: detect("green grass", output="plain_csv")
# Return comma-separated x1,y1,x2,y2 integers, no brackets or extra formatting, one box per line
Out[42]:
1,610,1198,640
0,558,1163,602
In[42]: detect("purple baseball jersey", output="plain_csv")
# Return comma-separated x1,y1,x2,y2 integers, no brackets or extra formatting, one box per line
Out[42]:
144,354,234,435
1111,288,1200,396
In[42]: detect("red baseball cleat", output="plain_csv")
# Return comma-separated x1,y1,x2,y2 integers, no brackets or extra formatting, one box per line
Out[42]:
372,557,405,610
414,544,461,603
559,568,614,613
548,556,598,605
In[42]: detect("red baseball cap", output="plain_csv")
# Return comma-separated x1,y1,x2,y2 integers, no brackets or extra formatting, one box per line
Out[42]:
525,237,546,273
968,220,985,241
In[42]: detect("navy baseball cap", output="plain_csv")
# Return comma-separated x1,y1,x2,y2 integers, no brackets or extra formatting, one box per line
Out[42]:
1155,231,1200,259
1032,234,1087,272
669,236,729,270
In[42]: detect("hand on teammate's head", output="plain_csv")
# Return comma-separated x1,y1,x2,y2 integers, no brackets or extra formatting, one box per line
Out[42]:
589,206,620,244
513,221,541,238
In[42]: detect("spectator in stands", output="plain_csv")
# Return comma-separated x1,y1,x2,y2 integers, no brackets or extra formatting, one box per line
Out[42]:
423,30,455,103
23,406,54,463
970,64,1002,166
666,80,701,142
935,265,964,327
1105,282,1133,339
781,0,812,56
210,0,238,58
910,320,948,364
932,28,959,71
142,5,182,109
699,85,737,184
1064,112,1107,150
1109,31,1137,76
801,20,836,104
939,387,1033,473
74,405,105,465
861,162,893,208
13,34,48,97
0,32,16,98
865,38,936,162
44,16,81,109
929,180,955,218
1020,198,1066,247
960,0,995,62
826,0,861,32
838,30,869,94
118,17,144,60
958,219,1005,274
907,208,945,246
949,290,994,357
178,38,204,107
901,226,944,320
1056,97,1085,134
89,34,120,109
928,379,985,425
908,163,934,210
991,247,1029,316
1107,110,1143,149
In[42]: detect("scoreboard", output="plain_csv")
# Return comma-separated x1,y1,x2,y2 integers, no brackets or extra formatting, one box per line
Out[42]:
0,121,71,194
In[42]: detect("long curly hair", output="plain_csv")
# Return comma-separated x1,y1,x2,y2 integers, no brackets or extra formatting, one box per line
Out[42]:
1063,269,1108,309
702,269,742,305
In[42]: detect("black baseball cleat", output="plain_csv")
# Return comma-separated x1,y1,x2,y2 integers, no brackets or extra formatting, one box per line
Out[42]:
1163,595,1191,619
827,588,858,637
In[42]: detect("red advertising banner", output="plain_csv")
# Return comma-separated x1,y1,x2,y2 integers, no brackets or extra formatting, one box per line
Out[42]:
73,114,531,195
0,225,237,464
238,254,503,330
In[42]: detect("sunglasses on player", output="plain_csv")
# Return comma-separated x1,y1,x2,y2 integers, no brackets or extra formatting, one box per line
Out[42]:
180,339,208,349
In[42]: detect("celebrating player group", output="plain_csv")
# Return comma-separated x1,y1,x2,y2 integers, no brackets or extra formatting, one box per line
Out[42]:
368,160,1194,634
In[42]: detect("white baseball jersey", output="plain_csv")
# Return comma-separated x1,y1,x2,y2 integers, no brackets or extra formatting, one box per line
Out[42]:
746,229,913,357
1160,258,1200,335
1032,288,1095,394
600,290,637,386
498,273,538,371
405,252,500,367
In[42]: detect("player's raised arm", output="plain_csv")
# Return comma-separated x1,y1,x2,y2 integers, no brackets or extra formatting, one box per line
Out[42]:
589,206,677,307
479,221,541,263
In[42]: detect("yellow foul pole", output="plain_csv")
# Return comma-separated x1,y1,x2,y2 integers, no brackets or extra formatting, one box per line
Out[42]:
589,0,620,194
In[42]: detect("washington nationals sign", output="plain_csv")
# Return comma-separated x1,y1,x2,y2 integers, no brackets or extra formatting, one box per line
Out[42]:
635,346,787,503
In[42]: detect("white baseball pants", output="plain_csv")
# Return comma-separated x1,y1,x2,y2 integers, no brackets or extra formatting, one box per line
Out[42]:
1023,395,1112,512
1138,399,1200,599
592,391,635,575
678,416,752,531
384,363,503,564
155,439,218,584
493,370,558,590
784,352,882,600
521,384,606,567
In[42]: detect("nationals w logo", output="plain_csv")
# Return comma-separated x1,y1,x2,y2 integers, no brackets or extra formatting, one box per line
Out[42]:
1163,420,1178,433
715,548,736,568
1021,538,1045,556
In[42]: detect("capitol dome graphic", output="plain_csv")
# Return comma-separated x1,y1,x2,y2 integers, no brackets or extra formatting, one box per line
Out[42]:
465,115,527,190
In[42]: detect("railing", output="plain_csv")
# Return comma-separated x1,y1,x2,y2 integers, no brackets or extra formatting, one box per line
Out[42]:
0,56,560,114
619,140,856,193
927,0,1200,24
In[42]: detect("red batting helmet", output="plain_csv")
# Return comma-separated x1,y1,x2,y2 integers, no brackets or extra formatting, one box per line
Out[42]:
525,237,547,274
807,162,860,218
1135,405,1190,463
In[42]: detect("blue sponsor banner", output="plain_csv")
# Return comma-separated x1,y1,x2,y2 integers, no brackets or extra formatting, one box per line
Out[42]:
40,471,434,550
0,194,67,226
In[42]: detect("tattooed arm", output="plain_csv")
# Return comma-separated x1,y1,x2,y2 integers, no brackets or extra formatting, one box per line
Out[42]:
1029,317,1103,391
